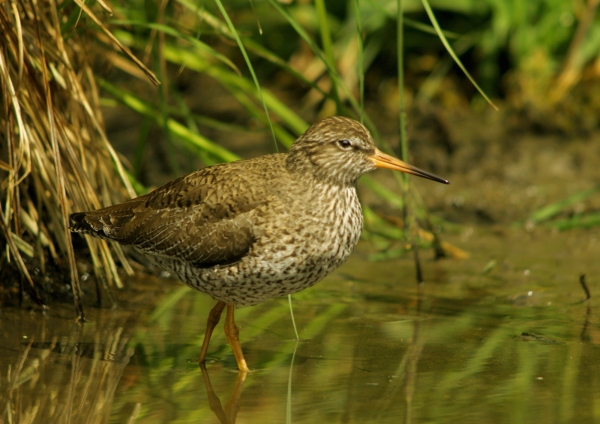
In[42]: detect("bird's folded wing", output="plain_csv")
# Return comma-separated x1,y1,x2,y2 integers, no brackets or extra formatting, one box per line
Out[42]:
71,169,269,268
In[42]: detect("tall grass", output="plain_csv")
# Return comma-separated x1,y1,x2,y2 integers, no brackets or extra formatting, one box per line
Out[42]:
0,0,150,317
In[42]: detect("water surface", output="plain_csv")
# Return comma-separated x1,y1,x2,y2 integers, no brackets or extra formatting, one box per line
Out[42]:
2,225,599,423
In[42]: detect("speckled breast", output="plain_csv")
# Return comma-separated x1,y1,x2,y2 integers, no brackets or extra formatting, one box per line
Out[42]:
145,184,363,307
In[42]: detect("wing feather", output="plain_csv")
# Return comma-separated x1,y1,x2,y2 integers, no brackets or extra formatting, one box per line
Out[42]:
70,159,279,268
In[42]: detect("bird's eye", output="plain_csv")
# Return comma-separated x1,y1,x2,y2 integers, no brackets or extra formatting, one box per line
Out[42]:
337,139,352,149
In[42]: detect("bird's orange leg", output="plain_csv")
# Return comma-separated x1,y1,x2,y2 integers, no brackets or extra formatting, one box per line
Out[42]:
198,301,227,363
224,304,250,372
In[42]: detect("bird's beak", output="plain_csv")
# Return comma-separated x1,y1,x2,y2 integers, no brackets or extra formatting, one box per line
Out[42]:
370,148,449,184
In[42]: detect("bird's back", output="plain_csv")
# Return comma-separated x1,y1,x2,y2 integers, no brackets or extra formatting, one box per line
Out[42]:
71,154,288,269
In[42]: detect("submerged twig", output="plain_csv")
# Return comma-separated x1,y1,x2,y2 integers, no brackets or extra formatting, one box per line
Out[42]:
580,273,591,301
413,239,423,284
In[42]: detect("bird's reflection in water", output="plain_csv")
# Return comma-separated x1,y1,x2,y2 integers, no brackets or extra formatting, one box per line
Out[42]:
199,339,300,423
200,364,247,424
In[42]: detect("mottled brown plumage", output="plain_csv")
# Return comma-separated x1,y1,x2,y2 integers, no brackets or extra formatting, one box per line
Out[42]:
70,116,447,371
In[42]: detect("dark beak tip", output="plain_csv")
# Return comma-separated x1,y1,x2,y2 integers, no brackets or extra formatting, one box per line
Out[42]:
422,174,449,185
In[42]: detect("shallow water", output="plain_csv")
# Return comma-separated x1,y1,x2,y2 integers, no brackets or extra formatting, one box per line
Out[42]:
2,225,600,423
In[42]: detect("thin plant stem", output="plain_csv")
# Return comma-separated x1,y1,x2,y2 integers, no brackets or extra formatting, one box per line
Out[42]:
288,294,300,341
354,0,365,121
286,340,299,424
314,0,341,109
420,0,498,110
213,0,278,152
397,0,422,283
397,0,408,163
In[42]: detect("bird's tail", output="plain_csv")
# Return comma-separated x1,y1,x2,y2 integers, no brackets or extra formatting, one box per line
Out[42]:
69,211,112,240
69,212,93,233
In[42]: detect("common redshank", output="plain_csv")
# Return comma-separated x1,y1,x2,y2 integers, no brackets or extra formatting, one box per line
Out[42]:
70,116,448,372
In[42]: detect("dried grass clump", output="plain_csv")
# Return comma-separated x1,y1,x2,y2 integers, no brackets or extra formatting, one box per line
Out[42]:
0,0,139,318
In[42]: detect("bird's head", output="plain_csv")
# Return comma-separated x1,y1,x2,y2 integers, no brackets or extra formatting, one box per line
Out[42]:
287,116,448,186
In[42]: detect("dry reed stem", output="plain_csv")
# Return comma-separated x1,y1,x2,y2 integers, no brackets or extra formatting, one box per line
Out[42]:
0,0,151,315
73,0,160,87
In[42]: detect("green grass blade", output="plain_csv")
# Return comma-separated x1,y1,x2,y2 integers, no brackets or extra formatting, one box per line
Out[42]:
314,0,342,110
551,211,600,231
416,37,476,103
527,186,600,224
213,0,278,152
100,79,240,163
165,51,307,138
360,175,405,209
266,0,329,76
354,0,365,120
242,38,328,97
108,30,307,146
288,295,300,340
174,0,327,97
269,0,387,140
286,340,299,424
110,19,242,75
420,0,498,111
397,0,408,163
404,17,462,39
266,0,355,116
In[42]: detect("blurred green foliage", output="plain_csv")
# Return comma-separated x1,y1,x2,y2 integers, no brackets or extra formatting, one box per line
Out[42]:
94,0,600,171
87,0,600,247
92,0,600,233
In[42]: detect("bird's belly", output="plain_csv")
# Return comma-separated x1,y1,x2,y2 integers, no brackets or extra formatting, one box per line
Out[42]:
224,230,358,306
146,217,360,307
147,187,363,307
227,196,363,306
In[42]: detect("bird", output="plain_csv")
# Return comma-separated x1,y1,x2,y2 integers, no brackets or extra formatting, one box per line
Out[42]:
69,116,448,372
